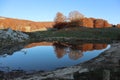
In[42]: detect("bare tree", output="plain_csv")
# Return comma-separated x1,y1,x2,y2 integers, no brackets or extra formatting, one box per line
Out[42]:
54,12,66,23
68,11,84,22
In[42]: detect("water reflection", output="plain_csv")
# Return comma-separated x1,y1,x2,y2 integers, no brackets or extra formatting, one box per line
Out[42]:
0,41,110,73
25,42,53,48
0,42,27,57
53,42,107,60
24,42,108,60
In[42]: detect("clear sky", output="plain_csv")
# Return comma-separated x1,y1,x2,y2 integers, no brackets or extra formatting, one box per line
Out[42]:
0,0,120,24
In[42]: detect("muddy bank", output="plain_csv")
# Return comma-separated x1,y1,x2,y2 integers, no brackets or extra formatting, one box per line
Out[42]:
12,41,120,80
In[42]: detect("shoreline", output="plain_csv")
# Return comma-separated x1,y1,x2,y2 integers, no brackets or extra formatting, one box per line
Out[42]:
13,41,120,80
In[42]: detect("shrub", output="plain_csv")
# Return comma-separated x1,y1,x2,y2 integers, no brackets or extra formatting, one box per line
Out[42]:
53,22,68,29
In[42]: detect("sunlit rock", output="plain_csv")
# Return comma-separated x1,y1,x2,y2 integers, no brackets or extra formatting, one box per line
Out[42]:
117,24,120,28
104,20,112,27
80,18,94,28
78,18,111,28
94,19,111,28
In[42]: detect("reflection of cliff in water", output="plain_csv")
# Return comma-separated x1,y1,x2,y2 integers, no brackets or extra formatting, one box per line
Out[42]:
53,42,107,60
25,42,108,60
25,42,53,48
0,41,108,60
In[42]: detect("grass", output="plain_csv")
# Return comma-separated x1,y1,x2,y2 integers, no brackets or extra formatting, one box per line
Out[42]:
27,27,120,42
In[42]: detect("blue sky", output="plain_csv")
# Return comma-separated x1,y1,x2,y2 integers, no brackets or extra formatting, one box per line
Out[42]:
0,0,120,24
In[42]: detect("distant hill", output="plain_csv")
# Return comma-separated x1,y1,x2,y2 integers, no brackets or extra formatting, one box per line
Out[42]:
0,16,119,32
0,16,54,32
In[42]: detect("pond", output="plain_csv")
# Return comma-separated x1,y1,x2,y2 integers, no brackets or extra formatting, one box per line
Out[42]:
0,42,110,73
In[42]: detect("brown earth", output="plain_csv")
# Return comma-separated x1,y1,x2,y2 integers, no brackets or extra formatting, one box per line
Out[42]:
0,16,54,32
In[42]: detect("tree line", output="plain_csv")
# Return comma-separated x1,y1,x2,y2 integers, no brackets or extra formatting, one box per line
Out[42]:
54,11,85,29
53,11,113,29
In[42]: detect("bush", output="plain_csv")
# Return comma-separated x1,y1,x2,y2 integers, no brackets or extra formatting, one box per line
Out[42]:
117,34,120,40
53,22,68,29
53,20,83,29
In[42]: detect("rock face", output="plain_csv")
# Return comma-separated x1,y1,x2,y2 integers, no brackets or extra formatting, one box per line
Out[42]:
0,28,29,42
80,18,94,28
94,19,111,28
77,18,111,28
117,24,120,28
94,19,105,28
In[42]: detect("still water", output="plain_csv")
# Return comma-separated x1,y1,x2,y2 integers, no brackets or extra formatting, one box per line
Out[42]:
0,42,110,72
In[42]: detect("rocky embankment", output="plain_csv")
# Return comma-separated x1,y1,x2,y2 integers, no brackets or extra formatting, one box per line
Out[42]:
0,28,29,55
0,28,29,42
14,42,120,80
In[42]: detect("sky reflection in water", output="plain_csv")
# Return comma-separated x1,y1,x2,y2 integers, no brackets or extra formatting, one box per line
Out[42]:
0,42,110,72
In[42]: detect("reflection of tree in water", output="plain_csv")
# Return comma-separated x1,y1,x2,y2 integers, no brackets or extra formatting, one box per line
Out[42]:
53,42,83,60
53,42,107,60
53,42,67,58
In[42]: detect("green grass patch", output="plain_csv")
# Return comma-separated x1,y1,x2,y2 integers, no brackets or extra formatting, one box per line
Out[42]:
27,27,120,41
